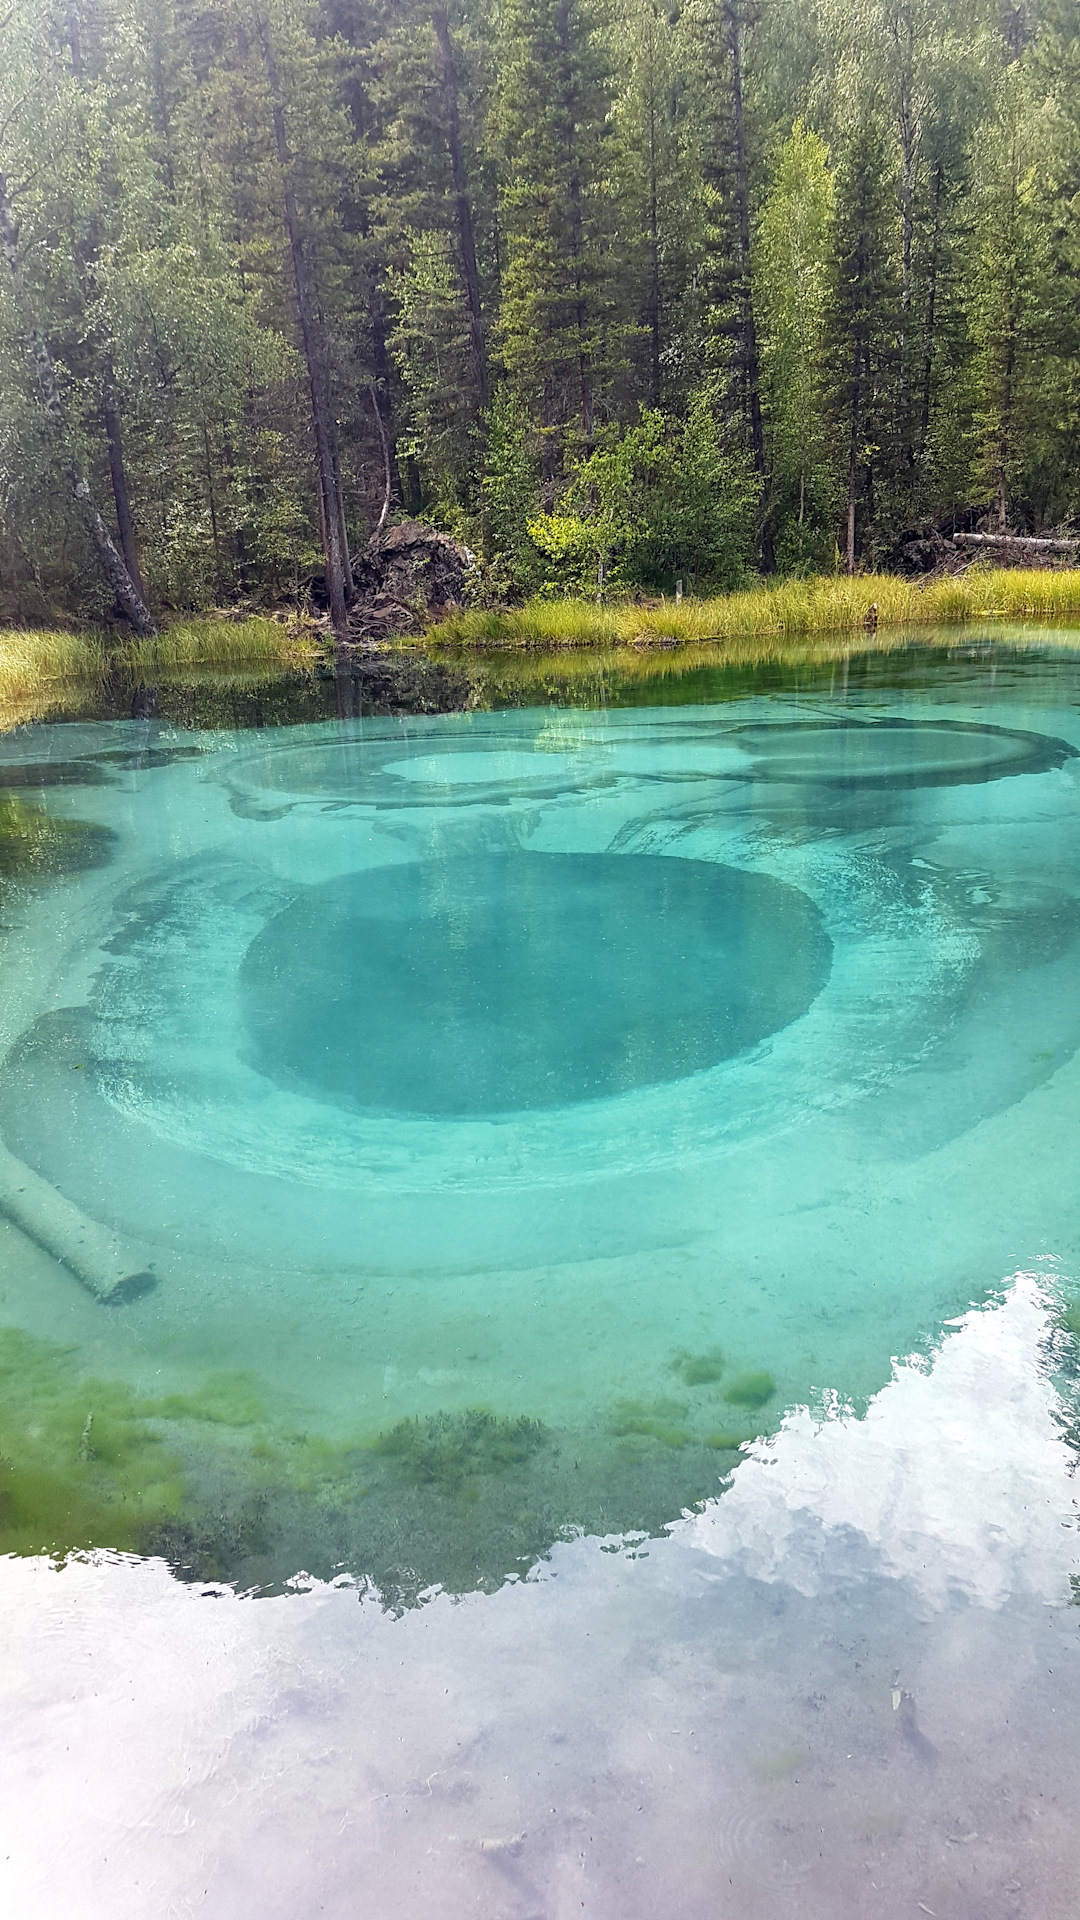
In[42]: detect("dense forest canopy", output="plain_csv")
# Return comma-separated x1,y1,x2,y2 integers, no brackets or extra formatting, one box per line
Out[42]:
1,0,1079,627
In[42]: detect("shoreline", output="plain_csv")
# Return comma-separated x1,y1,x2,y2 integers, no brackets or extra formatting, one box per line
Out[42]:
3,570,1080,729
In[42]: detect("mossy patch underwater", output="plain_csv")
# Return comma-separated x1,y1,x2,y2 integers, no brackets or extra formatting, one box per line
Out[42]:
669,1346,726,1386
723,1370,776,1410
0,1328,185,1558
154,1371,269,1427
611,1397,691,1445
371,1408,550,1493
0,796,116,878
0,1320,767,1600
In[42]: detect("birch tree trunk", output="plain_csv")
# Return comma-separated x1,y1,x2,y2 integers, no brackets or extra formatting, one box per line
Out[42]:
0,169,156,635
102,358,146,600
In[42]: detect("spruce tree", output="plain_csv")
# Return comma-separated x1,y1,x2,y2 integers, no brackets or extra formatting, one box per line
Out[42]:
609,0,699,411
493,0,616,476
690,0,767,494
830,110,900,570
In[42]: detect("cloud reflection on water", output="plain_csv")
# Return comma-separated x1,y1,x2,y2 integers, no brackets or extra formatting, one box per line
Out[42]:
2,1275,1079,1919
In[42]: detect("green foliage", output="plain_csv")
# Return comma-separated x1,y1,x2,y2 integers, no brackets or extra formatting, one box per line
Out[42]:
389,228,479,510
493,0,618,444
480,386,543,592
609,0,700,407
829,107,902,561
967,64,1063,530
2,0,1080,619
756,121,838,571
528,399,760,594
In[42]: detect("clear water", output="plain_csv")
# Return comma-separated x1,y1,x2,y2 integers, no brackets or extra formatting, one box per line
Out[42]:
2,636,1080,1915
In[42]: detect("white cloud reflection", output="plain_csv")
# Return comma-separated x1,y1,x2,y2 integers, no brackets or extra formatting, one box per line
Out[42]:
2,1275,1079,1920
685,1273,1079,1607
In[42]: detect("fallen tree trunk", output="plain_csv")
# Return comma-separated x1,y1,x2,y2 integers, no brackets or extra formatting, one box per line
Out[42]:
952,531,1080,554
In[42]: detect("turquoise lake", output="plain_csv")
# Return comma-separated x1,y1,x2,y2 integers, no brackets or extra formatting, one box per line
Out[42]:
2,636,1080,1917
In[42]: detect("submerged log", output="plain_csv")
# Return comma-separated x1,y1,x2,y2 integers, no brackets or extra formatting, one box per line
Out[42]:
0,1138,155,1301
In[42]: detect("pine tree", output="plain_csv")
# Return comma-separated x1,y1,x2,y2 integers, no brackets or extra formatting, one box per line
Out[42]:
362,0,495,513
967,62,1054,531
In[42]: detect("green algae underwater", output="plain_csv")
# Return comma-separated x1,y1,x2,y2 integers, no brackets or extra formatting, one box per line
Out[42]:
4,1307,1076,1604
0,1326,778,1601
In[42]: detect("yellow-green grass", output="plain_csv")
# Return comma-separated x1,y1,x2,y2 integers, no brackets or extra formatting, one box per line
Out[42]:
122,613,325,675
0,614,324,728
428,568,1080,652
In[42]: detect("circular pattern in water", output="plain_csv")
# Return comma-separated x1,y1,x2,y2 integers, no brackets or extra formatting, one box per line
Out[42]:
733,716,1076,787
241,851,833,1117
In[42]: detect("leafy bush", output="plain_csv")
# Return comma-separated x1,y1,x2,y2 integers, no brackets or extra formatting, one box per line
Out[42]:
527,400,761,595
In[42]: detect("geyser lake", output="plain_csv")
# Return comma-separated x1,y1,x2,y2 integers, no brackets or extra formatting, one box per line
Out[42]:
3,634,1080,1918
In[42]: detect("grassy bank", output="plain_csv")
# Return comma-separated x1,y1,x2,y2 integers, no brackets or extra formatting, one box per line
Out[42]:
0,615,322,725
5,569,1080,731
429,568,1080,651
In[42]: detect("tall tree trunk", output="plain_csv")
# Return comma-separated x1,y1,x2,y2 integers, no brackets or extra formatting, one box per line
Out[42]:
896,4,916,469
918,162,942,462
725,3,769,561
257,15,351,637
339,72,404,516
65,0,83,76
102,358,145,599
997,323,1015,532
0,170,156,634
67,5,150,613
431,6,487,414
846,335,863,574
646,41,662,407
555,3,594,442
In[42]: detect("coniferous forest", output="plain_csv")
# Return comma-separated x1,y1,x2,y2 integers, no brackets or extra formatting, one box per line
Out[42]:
1,0,1079,631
